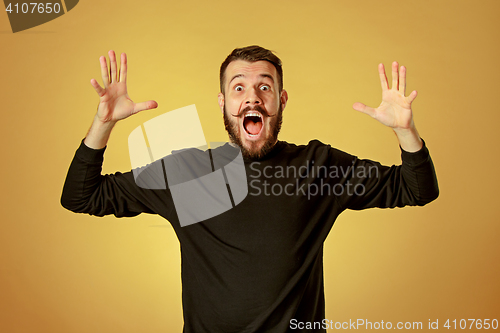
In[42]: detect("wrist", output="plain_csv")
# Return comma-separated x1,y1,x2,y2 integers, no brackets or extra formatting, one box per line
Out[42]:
84,116,117,149
94,114,118,128
393,125,423,153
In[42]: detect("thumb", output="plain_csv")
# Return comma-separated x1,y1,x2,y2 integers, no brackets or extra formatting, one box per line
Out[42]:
353,102,375,117
133,100,158,114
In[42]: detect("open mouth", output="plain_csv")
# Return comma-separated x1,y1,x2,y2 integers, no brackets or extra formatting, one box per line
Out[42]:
243,111,264,138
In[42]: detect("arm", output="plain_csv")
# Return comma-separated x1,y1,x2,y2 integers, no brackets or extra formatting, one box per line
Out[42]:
335,140,439,210
61,51,158,216
61,140,156,216
339,61,439,209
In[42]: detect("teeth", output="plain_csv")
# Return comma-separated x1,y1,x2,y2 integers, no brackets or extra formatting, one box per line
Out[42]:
244,112,262,118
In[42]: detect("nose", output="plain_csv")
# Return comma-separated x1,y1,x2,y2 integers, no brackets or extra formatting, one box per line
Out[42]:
245,87,261,105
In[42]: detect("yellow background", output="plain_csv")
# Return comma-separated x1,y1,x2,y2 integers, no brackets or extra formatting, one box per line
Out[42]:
1,0,499,331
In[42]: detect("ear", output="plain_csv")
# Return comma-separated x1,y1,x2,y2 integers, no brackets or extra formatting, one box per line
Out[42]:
280,89,288,111
218,93,224,114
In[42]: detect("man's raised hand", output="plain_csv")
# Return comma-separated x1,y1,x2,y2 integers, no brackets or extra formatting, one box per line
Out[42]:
353,61,417,130
90,50,158,124
352,61,423,152
83,51,157,149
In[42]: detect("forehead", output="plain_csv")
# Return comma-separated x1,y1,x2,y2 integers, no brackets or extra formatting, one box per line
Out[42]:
225,60,278,85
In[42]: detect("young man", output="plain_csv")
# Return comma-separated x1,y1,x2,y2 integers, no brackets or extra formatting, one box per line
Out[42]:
62,46,438,332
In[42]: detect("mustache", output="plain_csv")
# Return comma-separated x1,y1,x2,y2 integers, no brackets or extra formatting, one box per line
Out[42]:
230,105,276,118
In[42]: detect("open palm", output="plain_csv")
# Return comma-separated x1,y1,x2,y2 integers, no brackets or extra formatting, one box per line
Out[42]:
353,62,417,130
91,51,157,123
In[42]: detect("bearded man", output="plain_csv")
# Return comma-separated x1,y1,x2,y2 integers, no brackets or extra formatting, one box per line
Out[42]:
62,45,438,332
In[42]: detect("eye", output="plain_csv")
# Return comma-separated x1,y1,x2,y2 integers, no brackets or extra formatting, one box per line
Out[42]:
260,85,270,91
235,85,243,91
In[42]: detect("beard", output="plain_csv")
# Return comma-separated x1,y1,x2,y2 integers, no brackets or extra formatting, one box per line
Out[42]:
223,104,283,160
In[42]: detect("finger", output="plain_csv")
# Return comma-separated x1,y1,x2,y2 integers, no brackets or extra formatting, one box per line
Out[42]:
399,65,406,95
406,90,418,104
99,56,110,88
353,102,376,118
133,100,158,114
392,61,399,90
90,78,105,97
119,53,127,83
109,50,118,83
378,63,389,91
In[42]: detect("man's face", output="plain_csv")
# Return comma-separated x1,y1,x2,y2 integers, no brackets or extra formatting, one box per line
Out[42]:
218,60,288,159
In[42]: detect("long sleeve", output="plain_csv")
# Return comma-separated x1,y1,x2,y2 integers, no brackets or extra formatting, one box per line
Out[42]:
335,139,439,210
61,139,160,217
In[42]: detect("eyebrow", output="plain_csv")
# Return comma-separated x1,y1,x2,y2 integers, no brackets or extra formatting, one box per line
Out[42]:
228,73,275,85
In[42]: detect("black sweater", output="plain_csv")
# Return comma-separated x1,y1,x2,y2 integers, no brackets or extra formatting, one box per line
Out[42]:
61,139,439,332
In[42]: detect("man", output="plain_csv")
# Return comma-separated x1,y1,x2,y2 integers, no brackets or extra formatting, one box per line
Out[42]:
61,45,439,332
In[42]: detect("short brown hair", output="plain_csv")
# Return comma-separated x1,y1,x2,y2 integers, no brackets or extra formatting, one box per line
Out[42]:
220,45,283,94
